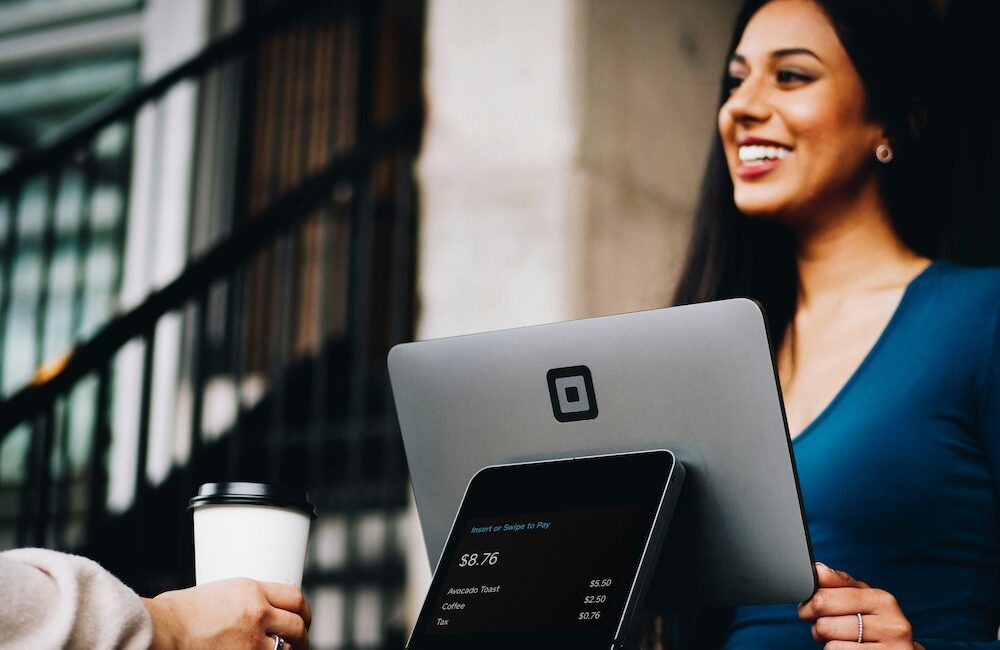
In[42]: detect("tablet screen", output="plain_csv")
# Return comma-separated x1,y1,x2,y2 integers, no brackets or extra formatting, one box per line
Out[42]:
407,451,678,649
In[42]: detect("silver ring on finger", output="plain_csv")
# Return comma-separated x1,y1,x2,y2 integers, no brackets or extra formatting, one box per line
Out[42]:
270,634,286,650
856,612,864,643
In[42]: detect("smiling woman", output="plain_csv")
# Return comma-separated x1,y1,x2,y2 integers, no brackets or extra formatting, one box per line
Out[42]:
665,1,1000,650
676,0,957,348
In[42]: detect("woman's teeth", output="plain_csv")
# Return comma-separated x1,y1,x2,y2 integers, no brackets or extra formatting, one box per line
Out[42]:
738,145,791,165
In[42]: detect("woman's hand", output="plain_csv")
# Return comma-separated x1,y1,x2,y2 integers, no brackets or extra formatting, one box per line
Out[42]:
797,563,925,650
143,577,312,650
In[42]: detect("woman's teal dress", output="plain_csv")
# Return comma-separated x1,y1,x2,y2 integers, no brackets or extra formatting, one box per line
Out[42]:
722,260,1000,649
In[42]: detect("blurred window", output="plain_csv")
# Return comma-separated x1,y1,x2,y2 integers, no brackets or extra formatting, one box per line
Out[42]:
0,0,140,37
0,8,138,398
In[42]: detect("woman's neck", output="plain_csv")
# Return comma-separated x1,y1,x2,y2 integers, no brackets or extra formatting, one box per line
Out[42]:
794,205,927,309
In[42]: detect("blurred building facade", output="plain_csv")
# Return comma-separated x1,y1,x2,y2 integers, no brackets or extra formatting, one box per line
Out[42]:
0,1,423,649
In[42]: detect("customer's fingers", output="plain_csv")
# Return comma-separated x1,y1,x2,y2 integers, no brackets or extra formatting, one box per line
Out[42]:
265,606,309,650
301,592,312,629
261,582,312,627
259,634,296,650
300,592,312,629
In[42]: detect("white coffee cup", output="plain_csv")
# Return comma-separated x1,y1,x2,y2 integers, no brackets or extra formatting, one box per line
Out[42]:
190,482,317,588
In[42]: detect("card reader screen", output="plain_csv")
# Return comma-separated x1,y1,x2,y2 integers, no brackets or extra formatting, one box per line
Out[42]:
424,506,645,635
408,451,677,648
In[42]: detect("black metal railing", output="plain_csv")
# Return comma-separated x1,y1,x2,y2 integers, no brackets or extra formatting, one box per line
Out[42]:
0,1,423,648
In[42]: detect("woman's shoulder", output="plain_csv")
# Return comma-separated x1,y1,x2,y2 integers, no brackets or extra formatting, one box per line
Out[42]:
908,261,999,398
913,261,1000,367
924,260,1000,314
930,258,1000,285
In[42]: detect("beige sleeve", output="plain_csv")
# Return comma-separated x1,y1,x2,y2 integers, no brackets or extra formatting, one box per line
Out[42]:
0,547,152,650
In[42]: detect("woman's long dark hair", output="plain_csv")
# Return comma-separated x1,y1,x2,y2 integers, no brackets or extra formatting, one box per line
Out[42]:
672,0,957,350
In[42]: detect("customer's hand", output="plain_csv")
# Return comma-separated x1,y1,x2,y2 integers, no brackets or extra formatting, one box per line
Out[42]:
143,577,311,650
797,563,924,650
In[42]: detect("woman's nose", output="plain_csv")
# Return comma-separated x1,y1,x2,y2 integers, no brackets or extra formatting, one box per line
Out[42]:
724,76,771,124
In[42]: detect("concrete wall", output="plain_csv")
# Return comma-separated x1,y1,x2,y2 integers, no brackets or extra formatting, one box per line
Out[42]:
417,0,582,340
417,0,741,340
576,0,740,316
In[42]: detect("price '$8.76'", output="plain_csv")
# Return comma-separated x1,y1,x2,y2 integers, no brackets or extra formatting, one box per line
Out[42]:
458,551,500,568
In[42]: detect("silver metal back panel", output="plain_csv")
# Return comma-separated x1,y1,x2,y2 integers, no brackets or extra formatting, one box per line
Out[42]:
388,298,816,606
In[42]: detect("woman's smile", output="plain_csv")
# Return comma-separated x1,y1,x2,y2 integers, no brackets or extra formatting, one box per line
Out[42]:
736,138,793,178
736,155,784,178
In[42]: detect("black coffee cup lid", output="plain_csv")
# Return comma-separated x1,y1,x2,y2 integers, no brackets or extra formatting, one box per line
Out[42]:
189,482,317,519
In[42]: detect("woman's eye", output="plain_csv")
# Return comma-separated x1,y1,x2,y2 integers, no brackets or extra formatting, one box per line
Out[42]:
725,70,811,94
777,70,811,83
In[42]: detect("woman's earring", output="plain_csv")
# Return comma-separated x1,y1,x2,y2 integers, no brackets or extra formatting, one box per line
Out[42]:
875,143,894,163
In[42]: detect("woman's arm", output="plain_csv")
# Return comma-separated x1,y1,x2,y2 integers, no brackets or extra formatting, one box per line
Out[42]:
908,295,1000,649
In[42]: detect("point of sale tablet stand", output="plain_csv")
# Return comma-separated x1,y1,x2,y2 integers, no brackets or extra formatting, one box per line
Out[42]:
389,298,817,606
